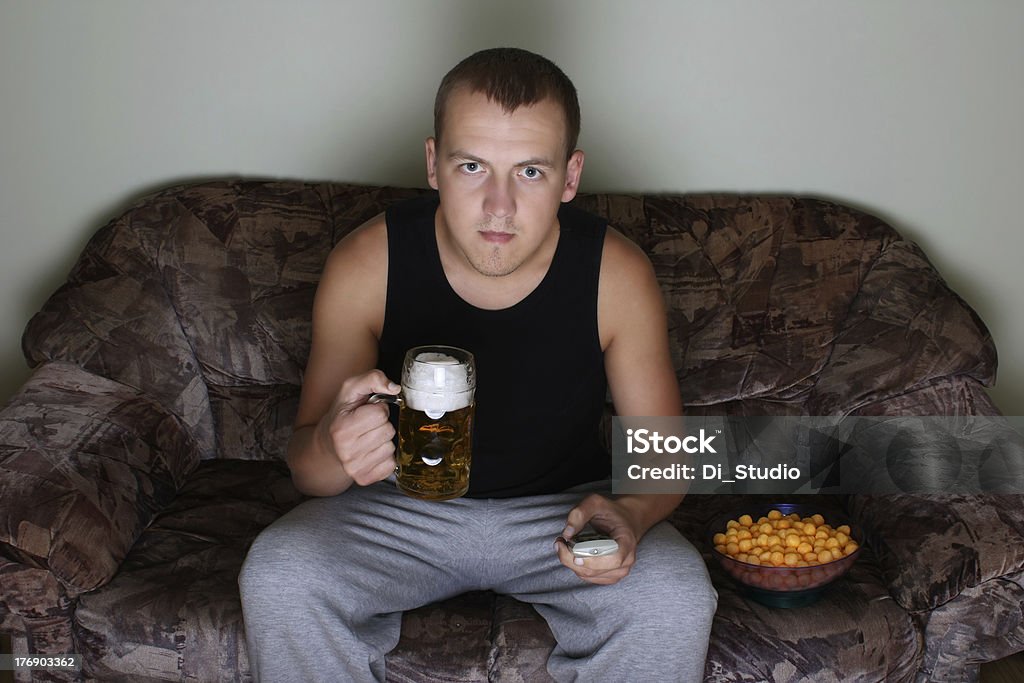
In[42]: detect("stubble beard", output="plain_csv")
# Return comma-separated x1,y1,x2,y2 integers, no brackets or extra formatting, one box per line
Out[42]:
470,218,521,278
469,246,521,278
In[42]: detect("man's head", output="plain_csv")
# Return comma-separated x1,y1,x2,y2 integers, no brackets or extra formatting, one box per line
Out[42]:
426,48,586,279
433,47,581,161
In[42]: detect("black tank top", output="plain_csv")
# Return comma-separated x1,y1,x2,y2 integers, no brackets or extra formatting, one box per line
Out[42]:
378,194,610,498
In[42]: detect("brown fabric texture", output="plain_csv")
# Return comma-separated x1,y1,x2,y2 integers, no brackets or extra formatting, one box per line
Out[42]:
915,569,1024,682
483,494,926,683
570,193,995,412
0,361,200,594
846,494,1024,613
73,459,305,682
676,494,923,683
1,179,1018,683
0,560,76,675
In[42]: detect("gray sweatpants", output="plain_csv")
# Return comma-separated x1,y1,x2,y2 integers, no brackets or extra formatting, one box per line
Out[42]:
238,478,716,682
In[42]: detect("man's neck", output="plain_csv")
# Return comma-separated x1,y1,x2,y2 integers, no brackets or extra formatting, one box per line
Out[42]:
434,214,561,311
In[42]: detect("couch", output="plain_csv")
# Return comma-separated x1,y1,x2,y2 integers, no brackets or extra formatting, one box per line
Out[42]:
1,180,1022,682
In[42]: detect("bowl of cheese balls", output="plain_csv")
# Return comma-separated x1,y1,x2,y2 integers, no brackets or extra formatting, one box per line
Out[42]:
708,503,863,607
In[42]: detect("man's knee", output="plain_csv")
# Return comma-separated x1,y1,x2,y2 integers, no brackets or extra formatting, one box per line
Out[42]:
629,527,718,630
666,566,718,630
239,524,293,605
620,565,716,631
239,510,391,626
238,520,335,609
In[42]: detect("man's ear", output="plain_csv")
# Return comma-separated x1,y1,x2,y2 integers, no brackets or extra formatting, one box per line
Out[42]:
561,149,585,202
425,137,439,190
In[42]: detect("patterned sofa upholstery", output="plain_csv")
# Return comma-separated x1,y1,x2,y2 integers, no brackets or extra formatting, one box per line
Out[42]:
2,180,1022,682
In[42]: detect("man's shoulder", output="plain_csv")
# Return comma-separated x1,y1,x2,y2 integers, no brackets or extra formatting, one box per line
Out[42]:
330,212,388,266
318,212,390,303
600,226,655,284
314,212,389,338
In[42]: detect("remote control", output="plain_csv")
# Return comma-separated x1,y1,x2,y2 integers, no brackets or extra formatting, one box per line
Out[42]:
569,528,619,557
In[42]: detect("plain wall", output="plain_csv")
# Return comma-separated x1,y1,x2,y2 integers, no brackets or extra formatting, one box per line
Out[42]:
1,0,1022,412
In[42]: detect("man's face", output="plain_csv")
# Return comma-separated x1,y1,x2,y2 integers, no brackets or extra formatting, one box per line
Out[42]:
425,88,584,278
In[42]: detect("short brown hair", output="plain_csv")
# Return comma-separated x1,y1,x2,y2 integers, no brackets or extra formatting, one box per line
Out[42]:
433,47,581,159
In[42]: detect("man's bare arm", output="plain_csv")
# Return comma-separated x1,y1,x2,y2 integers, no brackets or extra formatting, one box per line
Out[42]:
286,214,395,497
556,227,684,583
601,227,686,526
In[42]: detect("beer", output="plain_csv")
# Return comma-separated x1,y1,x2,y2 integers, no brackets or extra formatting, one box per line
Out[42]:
396,402,474,500
372,346,476,500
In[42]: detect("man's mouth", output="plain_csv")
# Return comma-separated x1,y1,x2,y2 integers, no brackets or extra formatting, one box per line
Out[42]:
479,231,515,244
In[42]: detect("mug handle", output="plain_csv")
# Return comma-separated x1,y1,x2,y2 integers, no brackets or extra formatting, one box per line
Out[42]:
368,392,404,407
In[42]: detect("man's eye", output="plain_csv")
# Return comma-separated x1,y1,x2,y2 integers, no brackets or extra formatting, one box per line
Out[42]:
461,162,482,173
522,167,542,179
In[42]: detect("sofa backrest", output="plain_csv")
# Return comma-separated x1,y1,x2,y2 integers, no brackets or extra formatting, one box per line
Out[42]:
23,181,428,459
23,181,997,460
572,193,995,415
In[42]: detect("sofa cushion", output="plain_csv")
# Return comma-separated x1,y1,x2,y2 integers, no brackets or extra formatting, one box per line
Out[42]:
74,459,305,681
22,204,217,457
73,459,504,682
479,493,924,682
808,237,995,414
0,362,199,595
486,595,560,682
387,592,497,683
680,495,923,681
702,553,921,683
571,193,995,415
154,181,429,459
915,568,1024,682
850,375,1002,418
574,194,893,408
845,493,1024,613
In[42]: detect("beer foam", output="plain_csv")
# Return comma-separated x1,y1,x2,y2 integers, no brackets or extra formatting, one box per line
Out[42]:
404,352,473,414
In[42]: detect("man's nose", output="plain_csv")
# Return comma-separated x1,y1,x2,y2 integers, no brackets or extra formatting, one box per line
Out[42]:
482,176,515,219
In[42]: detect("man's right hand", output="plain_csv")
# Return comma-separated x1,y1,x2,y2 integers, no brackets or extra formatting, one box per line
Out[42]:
315,370,401,486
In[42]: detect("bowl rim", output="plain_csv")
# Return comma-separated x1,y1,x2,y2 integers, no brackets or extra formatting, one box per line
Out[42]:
707,502,863,571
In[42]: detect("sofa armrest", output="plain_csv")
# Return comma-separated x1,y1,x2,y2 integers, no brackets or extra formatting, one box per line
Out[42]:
807,235,996,415
0,361,200,596
840,379,1024,612
846,493,1024,612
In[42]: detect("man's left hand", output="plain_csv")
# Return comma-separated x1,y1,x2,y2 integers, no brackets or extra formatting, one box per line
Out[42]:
554,493,640,585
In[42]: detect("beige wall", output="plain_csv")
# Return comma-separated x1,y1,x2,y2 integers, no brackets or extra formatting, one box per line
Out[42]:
2,0,1022,412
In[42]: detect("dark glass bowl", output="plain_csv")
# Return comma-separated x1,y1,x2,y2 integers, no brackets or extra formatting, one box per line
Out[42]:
707,502,863,607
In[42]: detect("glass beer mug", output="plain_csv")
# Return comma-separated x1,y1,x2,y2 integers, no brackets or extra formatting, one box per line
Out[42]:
369,345,476,500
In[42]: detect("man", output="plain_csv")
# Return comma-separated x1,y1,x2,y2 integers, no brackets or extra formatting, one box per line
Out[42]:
239,47,716,682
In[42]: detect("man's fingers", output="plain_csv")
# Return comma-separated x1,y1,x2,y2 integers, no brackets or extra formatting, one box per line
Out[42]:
572,557,633,582
340,369,401,406
326,401,391,454
348,441,397,486
349,402,394,433
364,445,399,483
326,397,397,486
561,493,609,538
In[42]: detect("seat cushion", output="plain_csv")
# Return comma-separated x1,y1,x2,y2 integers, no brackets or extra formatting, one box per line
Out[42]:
386,591,498,683
72,462,922,682
74,460,306,682
846,492,1024,613
441,495,926,683
72,460,498,682
676,495,923,682
702,552,921,682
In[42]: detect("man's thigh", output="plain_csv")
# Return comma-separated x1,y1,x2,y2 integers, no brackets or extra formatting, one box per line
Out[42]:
477,491,715,654
243,479,492,613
